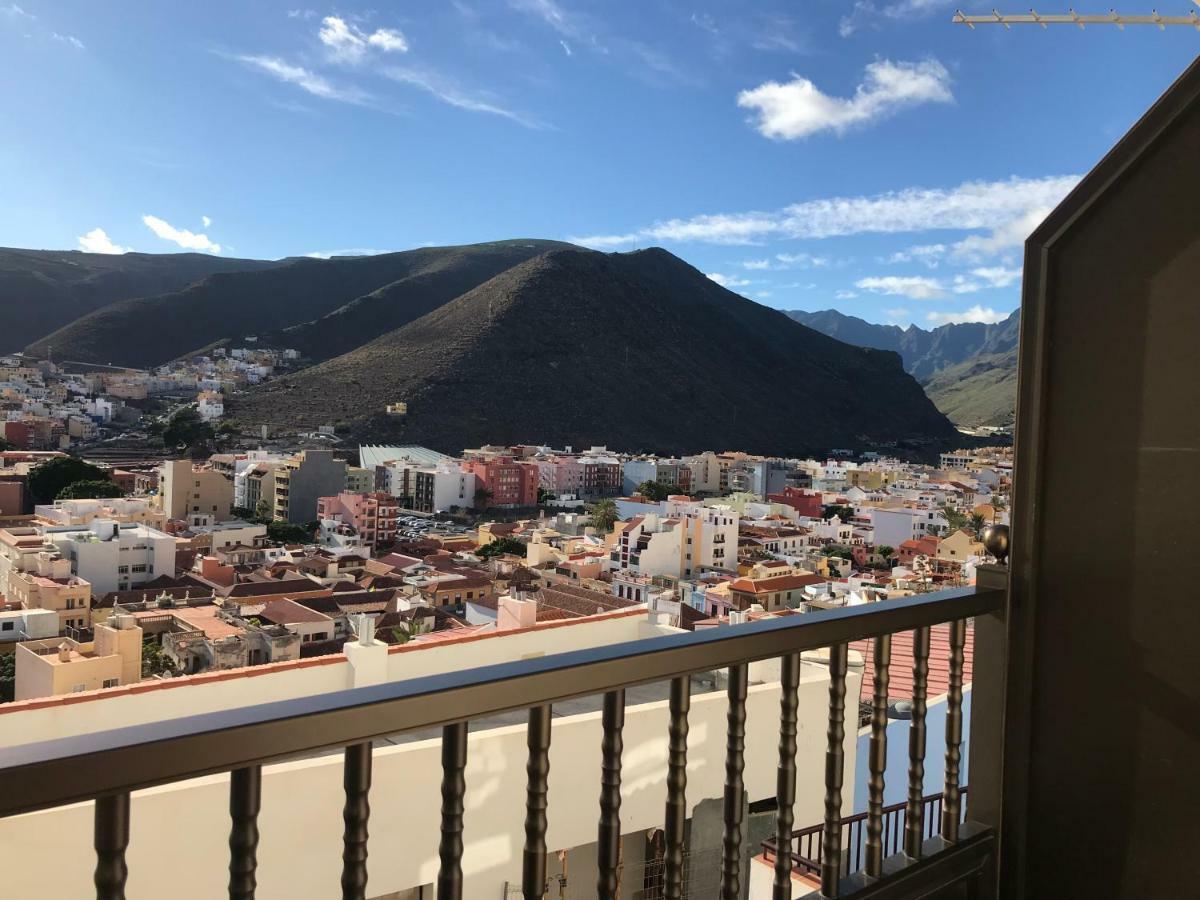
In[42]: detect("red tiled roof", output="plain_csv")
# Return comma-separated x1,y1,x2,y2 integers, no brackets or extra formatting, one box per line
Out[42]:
850,622,975,703
729,573,826,594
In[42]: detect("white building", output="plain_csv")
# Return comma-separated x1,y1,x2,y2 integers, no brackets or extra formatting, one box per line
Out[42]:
610,501,739,580
43,520,176,595
0,607,58,645
197,390,224,421
870,506,949,548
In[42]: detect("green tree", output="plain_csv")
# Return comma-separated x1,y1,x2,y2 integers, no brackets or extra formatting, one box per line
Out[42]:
141,638,177,678
821,545,854,561
0,652,15,702
266,521,313,544
588,498,619,534
27,456,111,504
537,487,556,505
876,545,895,560
0,437,12,452
477,536,527,558
941,504,970,533
162,407,215,450
636,480,671,502
969,513,987,536
57,479,124,500
822,504,855,521
473,487,494,509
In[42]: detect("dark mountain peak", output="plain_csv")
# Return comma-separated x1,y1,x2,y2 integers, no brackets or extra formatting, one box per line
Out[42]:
232,244,957,456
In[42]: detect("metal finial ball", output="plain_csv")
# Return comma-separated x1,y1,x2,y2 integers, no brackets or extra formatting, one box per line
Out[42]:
981,523,1010,565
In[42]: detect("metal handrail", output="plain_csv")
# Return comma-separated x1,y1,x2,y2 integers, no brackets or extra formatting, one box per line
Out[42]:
762,787,969,875
0,585,1001,820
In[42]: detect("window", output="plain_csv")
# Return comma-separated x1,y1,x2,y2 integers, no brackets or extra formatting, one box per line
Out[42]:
131,564,147,574
1,621,13,632
118,565,129,574
71,684,86,693
66,598,76,609
102,678,119,689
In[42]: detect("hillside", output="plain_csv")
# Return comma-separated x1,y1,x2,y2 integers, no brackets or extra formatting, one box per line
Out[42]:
788,308,1020,426
23,240,571,368
232,248,959,456
0,248,277,353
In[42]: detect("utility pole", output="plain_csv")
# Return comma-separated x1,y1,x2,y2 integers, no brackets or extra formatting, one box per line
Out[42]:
954,4,1200,29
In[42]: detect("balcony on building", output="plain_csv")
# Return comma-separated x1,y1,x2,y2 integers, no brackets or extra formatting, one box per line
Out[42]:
0,55,1198,900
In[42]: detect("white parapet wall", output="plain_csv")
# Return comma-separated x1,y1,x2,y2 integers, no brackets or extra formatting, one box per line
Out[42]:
0,664,860,899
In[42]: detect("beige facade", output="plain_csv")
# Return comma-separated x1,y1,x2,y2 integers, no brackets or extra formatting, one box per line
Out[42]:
158,459,235,526
6,554,92,631
14,617,141,701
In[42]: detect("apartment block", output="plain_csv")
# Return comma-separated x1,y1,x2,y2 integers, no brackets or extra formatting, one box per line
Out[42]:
274,450,348,524
315,492,398,552
14,615,142,701
158,459,235,526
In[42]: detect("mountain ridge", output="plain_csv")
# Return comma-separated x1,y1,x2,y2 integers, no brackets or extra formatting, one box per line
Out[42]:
786,308,1020,426
232,247,960,455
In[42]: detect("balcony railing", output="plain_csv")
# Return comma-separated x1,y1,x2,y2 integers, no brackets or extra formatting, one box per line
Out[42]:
761,788,969,881
0,583,1002,900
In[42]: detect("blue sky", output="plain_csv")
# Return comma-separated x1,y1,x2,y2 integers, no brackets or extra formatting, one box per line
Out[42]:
2,1,1197,328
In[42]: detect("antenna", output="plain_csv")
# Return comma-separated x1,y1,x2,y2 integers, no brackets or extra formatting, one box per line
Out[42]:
954,5,1200,29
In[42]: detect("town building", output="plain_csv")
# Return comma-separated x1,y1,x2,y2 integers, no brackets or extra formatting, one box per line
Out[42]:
157,459,235,527
315,492,398,553
42,520,175,596
273,450,348,524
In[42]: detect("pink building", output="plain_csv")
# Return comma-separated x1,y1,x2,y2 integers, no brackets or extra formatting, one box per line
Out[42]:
462,457,539,508
315,492,399,553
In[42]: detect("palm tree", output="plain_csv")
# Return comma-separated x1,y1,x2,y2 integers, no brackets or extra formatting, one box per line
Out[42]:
588,498,619,534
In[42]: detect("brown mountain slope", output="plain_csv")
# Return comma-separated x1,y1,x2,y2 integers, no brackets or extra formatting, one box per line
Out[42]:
24,240,571,368
232,248,959,456
0,248,277,353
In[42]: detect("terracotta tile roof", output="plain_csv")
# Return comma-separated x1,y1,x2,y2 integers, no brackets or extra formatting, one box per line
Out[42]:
849,622,975,703
729,573,827,594
260,598,333,626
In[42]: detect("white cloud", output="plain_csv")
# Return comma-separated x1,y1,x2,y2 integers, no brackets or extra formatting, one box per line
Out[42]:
383,67,546,129
755,291,773,299
571,175,1078,251
886,243,946,267
884,307,911,320
51,32,84,49
319,16,408,64
559,39,572,56
201,215,212,228
742,259,772,270
236,54,368,105
951,206,1051,261
368,28,409,53
856,275,945,300
926,305,1009,326
707,272,751,288
835,290,859,300
510,0,573,35
142,215,221,254
77,228,130,255
840,0,952,37
970,266,1022,288
305,248,378,259
737,59,952,140
859,265,1021,300
776,252,829,268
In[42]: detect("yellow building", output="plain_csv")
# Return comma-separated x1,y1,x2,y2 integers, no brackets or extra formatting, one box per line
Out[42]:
936,529,986,562
14,616,142,701
157,459,234,526
6,554,92,631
